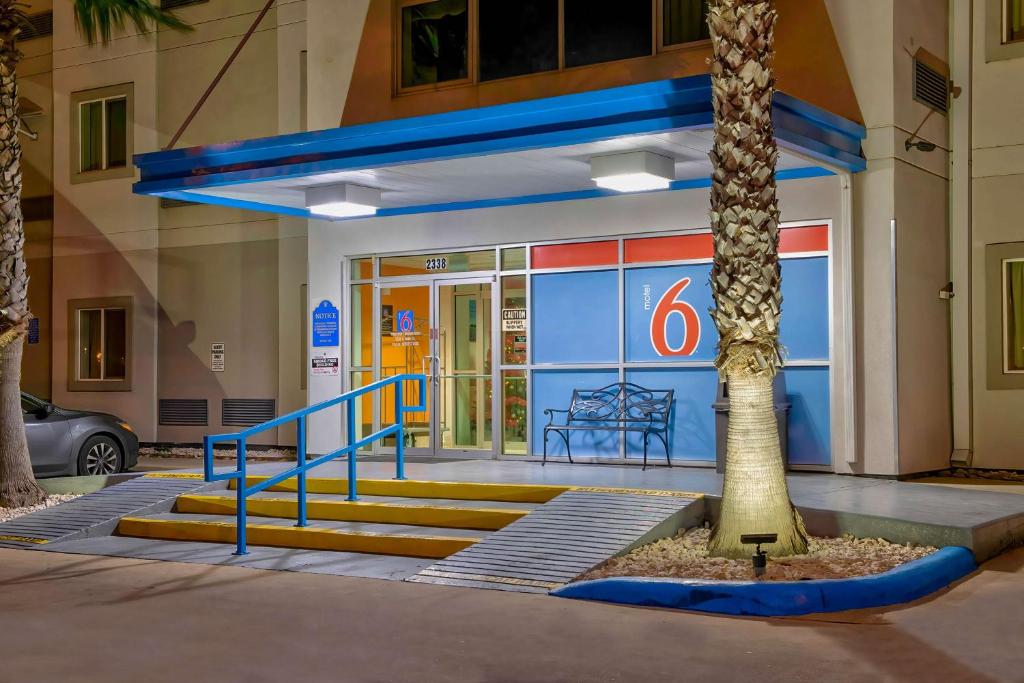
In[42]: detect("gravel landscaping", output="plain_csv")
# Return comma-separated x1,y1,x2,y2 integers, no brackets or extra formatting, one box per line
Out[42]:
0,494,80,524
578,527,937,582
937,468,1024,482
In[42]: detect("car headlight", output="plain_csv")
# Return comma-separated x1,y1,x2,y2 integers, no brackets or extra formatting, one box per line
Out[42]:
117,421,135,434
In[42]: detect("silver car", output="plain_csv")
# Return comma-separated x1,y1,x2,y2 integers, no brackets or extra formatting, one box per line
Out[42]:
21,392,140,477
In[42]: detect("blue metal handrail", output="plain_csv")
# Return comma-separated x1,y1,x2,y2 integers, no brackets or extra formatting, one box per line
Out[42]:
203,373,428,555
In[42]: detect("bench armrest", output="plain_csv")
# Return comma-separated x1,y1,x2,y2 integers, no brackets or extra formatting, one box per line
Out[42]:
543,408,569,427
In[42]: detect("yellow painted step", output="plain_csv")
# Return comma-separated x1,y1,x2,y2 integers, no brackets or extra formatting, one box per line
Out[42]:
175,494,527,531
117,517,479,559
231,477,571,504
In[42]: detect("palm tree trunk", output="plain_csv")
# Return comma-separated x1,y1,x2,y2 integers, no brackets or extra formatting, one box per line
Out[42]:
0,4,46,508
705,0,806,559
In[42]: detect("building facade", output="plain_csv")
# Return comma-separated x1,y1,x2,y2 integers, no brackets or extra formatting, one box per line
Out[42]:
18,0,1024,475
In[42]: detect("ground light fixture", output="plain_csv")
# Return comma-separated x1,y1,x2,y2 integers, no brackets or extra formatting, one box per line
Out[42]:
305,183,381,218
740,532,778,578
590,150,675,192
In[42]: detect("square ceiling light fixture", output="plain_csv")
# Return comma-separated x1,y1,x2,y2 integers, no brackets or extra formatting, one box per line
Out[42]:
590,150,675,193
305,183,381,218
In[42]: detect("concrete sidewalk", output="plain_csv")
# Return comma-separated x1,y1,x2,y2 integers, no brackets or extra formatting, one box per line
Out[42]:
1,545,1020,682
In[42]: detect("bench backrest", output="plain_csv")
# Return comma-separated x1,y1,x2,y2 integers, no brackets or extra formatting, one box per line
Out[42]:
568,383,673,426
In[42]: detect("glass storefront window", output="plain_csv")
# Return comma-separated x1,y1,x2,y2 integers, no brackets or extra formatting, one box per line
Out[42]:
501,246,527,271
379,249,496,277
501,275,527,365
502,370,527,455
350,284,373,367
351,258,373,280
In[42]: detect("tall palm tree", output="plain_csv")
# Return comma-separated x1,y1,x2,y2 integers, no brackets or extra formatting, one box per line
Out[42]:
0,0,189,508
705,0,807,558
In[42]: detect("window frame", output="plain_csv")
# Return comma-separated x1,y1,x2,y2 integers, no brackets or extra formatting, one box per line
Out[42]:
394,0,710,94
1006,0,1024,43
986,243,1024,389
1002,256,1024,374
987,0,1024,61
67,296,133,392
70,83,134,184
656,0,712,53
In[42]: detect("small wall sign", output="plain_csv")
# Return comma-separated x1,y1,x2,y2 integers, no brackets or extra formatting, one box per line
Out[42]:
311,355,339,376
502,308,527,332
312,300,340,347
211,343,225,372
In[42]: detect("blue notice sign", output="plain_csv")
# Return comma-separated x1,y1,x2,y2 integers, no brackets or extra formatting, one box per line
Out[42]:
27,318,39,344
312,300,340,347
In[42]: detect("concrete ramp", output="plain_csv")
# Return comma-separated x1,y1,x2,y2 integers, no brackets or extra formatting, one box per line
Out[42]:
408,489,703,593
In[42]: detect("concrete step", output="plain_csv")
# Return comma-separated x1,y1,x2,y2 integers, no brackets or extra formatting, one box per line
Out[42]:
233,476,571,503
175,494,529,530
117,512,484,559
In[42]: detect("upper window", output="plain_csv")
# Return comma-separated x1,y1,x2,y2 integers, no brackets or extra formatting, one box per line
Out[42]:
68,298,132,392
479,0,558,81
1005,258,1024,373
71,84,134,183
400,0,470,89
564,0,652,68
397,0,709,91
1007,0,1024,42
662,0,710,47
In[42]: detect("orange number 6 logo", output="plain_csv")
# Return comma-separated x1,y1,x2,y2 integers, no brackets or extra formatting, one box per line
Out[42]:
650,278,701,356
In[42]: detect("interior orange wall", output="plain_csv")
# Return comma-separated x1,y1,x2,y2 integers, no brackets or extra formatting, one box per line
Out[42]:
341,0,862,127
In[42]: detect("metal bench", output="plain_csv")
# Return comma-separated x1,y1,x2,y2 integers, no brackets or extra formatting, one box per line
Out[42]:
542,382,673,470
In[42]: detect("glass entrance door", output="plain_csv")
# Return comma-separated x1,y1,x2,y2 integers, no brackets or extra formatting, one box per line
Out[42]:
435,280,493,455
374,276,495,456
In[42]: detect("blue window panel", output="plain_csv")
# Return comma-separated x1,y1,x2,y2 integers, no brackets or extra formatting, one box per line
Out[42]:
624,368,718,462
779,257,829,360
532,369,621,457
783,366,831,466
532,270,619,363
625,264,716,362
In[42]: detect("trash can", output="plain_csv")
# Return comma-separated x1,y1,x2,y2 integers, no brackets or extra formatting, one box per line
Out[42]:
712,374,791,474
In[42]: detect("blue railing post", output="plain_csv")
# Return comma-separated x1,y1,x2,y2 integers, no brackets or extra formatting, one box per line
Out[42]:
295,416,307,527
234,438,248,555
395,380,406,480
346,399,358,501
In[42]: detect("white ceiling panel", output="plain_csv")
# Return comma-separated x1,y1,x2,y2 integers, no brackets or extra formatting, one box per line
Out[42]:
187,129,815,212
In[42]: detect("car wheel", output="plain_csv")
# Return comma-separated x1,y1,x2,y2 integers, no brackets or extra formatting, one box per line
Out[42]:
78,436,123,476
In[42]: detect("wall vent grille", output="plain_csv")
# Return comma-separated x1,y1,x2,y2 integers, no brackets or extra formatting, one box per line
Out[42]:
20,12,53,41
913,58,949,114
222,399,276,427
159,399,209,426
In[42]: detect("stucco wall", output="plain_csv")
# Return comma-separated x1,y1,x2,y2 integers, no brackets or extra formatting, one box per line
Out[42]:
829,0,953,475
966,0,1024,469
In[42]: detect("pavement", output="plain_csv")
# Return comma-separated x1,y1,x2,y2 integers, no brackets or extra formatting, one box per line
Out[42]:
0,544,1021,682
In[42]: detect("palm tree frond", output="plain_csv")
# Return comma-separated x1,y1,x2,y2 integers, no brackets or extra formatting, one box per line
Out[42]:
74,0,192,45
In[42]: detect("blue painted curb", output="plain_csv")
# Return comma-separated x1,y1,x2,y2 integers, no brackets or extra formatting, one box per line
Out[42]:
551,546,976,617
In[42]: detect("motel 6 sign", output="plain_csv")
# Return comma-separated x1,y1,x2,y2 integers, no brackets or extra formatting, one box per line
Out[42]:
626,264,712,361
650,277,701,357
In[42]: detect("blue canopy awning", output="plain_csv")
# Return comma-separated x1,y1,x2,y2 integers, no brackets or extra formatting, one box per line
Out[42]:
133,75,865,220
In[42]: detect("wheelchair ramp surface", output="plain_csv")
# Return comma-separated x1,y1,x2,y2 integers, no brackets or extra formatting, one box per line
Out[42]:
408,489,702,593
